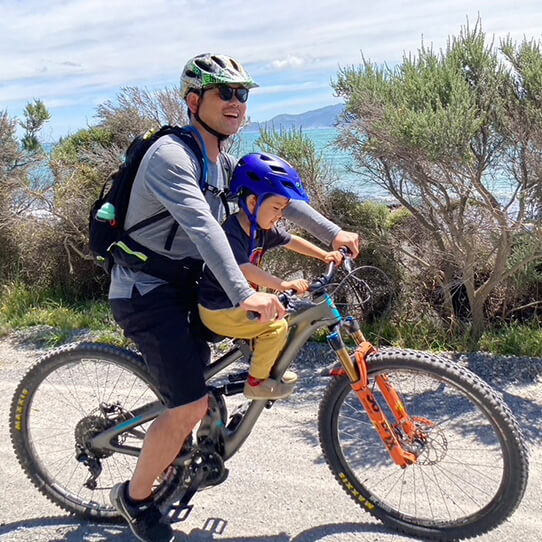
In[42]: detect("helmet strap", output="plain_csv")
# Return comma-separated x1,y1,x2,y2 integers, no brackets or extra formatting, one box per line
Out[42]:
239,197,263,253
195,111,229,142
192,89,229,150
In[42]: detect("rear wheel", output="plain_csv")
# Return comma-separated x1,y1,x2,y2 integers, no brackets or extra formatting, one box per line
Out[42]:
9,342,182,521
318,349,529,540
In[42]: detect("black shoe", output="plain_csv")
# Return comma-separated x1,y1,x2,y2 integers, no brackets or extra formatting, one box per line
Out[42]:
110,481,174,542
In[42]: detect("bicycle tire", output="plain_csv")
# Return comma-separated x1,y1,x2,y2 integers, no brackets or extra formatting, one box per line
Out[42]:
318,349,529,540
9,341,182,521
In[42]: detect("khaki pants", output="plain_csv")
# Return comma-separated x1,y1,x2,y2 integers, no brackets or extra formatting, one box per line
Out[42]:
198,305,288,380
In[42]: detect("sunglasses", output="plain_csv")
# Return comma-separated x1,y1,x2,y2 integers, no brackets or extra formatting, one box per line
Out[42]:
212,85,250,103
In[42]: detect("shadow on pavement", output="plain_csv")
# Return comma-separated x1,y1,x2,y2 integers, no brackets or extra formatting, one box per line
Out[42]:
0,515,410,541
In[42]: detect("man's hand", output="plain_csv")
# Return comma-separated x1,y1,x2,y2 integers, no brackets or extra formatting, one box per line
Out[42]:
241,292,287,323
332,230,360,258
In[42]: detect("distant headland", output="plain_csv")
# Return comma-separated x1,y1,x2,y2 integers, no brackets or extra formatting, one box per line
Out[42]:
243,104,345,132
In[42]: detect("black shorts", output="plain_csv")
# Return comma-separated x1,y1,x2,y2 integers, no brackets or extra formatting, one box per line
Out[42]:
110,284,210,408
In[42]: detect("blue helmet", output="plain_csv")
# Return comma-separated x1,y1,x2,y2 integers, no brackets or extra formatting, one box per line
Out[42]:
230,153,309,204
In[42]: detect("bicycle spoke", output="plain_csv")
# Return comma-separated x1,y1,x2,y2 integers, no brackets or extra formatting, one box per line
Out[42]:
21,349,166,518
334,366,506,525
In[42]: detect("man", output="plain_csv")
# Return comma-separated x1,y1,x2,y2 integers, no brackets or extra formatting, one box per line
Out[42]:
109,53,359,542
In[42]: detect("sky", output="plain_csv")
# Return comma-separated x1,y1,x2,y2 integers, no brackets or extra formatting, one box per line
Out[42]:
2,0,541,141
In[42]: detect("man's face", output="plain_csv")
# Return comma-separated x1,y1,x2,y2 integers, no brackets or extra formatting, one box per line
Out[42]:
198,85,248,136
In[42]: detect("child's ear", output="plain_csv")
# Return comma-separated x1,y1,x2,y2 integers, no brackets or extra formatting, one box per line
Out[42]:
246,194,258,213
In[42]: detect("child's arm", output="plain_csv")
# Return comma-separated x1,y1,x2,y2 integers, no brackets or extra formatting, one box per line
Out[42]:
240,263,310,293
286,235,343,264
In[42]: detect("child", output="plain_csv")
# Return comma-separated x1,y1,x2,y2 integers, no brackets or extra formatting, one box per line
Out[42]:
198,153,342,400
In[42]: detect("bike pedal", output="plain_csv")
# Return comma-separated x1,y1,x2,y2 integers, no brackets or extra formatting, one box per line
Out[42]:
168,503,193,523
228,371,248,383
200,467,229,489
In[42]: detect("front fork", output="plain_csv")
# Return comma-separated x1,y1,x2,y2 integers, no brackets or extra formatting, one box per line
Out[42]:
328,317,418,468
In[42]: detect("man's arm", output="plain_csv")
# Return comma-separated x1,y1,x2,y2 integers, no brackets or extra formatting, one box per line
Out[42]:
283,199,360,257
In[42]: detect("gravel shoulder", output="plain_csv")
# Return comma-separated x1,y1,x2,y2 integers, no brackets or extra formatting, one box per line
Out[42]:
1,333,541,542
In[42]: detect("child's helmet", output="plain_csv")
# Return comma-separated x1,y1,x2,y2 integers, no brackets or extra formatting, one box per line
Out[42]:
230,153,309,250
230,153,309,203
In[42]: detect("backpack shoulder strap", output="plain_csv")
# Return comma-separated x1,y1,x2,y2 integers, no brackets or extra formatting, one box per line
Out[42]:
126,126,209,251
169,126,206,190
125,126,207,237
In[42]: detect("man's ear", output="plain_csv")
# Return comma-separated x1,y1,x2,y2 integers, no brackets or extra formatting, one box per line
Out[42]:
186,91,200,116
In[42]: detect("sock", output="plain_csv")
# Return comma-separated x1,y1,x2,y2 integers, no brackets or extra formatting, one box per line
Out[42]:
247,375,264,387
124,483,153,507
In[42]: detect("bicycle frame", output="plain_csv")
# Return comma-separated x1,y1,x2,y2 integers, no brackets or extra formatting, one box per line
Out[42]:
91,266,421,472
90,290,342,463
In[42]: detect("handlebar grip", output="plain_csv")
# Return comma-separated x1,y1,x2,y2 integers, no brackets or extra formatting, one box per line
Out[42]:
246,311,260,321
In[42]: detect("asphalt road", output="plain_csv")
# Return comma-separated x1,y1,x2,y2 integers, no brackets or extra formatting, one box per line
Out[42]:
1,336,541,542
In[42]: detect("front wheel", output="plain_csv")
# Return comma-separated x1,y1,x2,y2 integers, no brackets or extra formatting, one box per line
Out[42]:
318,349,529,540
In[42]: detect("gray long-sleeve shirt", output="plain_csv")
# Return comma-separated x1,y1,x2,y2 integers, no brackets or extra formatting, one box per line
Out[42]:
109,132,341,303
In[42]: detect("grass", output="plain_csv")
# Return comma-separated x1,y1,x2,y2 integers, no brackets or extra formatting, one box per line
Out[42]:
313,316,542,358
479,320,542,358
0,282,128,347
1,281,540,357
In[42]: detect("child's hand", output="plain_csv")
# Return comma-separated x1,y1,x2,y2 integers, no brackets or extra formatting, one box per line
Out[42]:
280,279,310,294
322,250,343,264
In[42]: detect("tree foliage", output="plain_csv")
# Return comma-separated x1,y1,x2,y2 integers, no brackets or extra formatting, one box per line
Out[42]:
0,104,52,281
256,127,339,215
20,99,51,152
334,20,542,340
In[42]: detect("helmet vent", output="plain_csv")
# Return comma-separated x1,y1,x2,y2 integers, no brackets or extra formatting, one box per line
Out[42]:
270,165,287,175
282,181,297,191
260,154,273,161
195,58,212,71
185,69,197,78
247,172,261,182
212,55,226,68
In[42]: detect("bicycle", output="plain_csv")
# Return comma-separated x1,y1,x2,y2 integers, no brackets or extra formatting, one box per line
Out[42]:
9,251,529,540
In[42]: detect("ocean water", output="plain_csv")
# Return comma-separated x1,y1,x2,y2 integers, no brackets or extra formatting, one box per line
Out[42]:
37,128,517,205
237,127,391,201
238,127,520,205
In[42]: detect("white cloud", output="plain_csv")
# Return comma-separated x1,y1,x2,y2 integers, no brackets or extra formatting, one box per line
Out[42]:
2,0,541,138
271,55,306,70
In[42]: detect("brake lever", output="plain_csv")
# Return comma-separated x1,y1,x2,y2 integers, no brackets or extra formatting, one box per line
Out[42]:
339,246,354,273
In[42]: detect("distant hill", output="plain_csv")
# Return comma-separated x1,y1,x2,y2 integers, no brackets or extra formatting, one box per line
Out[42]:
244,104,344,132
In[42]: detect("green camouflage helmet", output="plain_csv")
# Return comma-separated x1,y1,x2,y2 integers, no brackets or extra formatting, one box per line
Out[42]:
181,53,259,99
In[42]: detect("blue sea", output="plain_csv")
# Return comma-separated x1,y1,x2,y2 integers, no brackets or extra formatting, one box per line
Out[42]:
237,127,391,201
38,127,516,205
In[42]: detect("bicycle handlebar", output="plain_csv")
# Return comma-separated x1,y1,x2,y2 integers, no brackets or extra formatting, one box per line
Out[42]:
246,246,353,321
309,246,352,293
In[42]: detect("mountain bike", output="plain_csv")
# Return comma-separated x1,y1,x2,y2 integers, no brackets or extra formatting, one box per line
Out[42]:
9,251,529,540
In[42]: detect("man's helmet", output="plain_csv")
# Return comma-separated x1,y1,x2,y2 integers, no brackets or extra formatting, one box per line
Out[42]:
231,153,309,204
181,53,259,99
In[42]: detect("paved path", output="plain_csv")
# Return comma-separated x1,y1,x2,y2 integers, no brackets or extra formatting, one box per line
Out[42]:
1,337,541,541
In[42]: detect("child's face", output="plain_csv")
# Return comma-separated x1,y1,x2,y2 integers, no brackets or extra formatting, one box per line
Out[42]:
256,195,289,229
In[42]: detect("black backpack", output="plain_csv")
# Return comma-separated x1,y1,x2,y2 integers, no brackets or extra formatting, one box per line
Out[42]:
89,125,231,283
